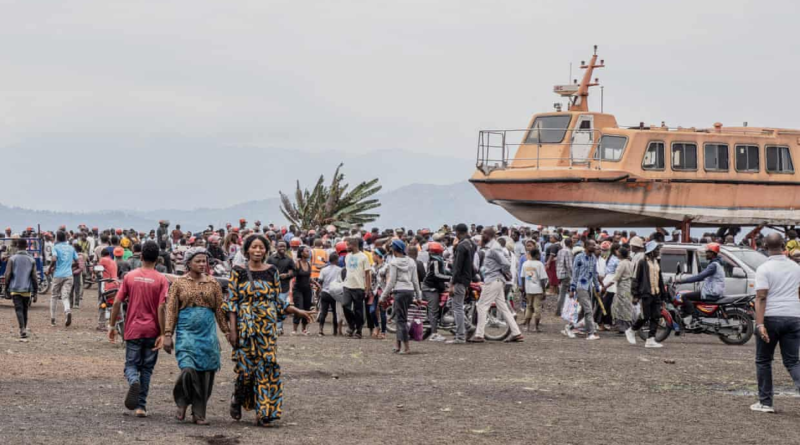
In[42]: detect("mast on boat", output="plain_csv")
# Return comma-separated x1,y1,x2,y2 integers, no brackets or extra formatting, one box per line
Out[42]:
554,45,605,112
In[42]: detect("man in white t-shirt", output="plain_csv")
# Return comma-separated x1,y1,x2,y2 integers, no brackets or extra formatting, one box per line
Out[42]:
521,250,547,333
342,237,372,339
751,233,800,414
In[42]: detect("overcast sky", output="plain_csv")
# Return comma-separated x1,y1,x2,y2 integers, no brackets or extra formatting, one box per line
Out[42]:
1,0,798,211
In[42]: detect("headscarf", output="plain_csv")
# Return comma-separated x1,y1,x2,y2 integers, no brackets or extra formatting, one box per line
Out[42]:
184,247,208,266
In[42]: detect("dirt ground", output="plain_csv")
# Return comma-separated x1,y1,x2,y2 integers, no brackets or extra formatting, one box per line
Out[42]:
0,293,798,445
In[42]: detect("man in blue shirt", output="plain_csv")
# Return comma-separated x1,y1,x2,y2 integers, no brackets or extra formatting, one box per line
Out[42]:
565,240,601,340
48,230,78,327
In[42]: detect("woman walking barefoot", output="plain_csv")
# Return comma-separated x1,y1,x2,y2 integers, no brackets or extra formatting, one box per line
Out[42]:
163,247,228,425
380,240,422,355
226,235,315,427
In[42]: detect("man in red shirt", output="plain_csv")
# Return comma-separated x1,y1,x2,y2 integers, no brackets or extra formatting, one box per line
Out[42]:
108,241,168,418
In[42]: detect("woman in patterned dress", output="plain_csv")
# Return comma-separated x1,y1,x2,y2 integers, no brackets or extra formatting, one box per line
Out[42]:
225,234,314,427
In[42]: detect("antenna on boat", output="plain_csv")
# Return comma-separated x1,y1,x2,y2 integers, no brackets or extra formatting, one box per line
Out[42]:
554,46,605,112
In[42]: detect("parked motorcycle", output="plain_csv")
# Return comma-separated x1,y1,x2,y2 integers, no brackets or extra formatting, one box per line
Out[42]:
386,282,512,341
637,274,754,345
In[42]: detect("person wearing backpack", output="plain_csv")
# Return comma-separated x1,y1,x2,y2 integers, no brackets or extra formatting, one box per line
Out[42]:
317,252,342,336
422,241,451,342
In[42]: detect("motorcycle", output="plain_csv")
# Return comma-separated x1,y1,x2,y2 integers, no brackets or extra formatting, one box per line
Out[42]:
83,258,100,289
94,265,125,342
637,273,754,345
386,282,512,341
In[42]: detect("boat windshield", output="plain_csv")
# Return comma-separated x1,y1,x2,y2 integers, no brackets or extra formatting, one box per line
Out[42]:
525,115,572,144
729,249,767,271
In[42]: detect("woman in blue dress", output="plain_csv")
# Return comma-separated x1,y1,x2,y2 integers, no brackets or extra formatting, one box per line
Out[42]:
163,247,228,425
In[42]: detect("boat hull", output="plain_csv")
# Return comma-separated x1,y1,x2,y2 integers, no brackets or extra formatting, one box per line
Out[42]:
470,177,800,227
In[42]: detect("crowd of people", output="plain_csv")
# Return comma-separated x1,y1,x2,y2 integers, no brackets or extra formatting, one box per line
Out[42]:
2,219,799,421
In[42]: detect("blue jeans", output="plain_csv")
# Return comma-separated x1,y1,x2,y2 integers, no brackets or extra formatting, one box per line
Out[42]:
124,338,159,410
756,316,800,406
277,293,289,329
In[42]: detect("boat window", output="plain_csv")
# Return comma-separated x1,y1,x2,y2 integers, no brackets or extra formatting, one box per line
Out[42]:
525,115,572,144
735,144,759,172
766,146,794,173
580,120,591,129
598,135,627,161
671,142,698,171
642,141,665,170
704,143,729,171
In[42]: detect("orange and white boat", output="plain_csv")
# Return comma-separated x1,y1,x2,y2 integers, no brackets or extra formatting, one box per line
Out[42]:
470,46,800,231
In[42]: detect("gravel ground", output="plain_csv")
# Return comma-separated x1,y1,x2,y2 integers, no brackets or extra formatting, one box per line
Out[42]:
0,293,798,445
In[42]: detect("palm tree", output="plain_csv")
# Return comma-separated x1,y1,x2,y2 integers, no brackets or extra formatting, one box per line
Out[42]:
279,163,381,231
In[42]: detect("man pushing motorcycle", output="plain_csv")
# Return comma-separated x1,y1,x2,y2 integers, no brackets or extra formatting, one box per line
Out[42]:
674,243,725,327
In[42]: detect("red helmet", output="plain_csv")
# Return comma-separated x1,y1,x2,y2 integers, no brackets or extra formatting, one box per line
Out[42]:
59,225,66,230
239,218,247,224
26,226,34,232
92,227,98,231
113,247,124,257
232,227,240,233
209,235,221,245
428,241,444,255
335,241,348,255
706,242,721,254
290,237,302,248
115,229,123,235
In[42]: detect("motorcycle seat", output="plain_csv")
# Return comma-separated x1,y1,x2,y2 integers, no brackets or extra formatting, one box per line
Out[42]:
706,294,750,305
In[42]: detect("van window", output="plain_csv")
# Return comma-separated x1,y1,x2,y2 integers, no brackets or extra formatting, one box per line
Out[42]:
704,143,729,171
735,144,759,172
525,115,572,144
642,141,665,170
672,143,698,170
766,145,794,173
661,251,688,275
598,135,627,161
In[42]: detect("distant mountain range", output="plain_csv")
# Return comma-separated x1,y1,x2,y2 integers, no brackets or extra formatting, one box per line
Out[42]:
0,133,479,213
0,181,523,233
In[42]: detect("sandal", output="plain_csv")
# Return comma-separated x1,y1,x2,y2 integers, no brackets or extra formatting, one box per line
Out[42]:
392,348,400,353
176,406,187,421
193,416,209,426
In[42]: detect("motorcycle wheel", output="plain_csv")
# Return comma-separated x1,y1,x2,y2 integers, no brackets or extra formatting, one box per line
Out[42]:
386,306,397,334
637,315,672,343
39,275,52,295
469,302,510,341
718,307,754,345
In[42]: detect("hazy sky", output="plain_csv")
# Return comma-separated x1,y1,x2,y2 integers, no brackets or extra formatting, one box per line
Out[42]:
1,0,799,211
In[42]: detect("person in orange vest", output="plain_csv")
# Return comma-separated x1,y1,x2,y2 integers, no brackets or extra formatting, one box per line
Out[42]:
310,238,328,280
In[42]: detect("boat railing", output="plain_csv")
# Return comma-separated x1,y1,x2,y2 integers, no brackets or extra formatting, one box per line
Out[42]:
476,128,603,173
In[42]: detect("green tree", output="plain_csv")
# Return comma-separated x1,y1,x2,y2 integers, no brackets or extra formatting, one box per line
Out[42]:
279,163,381,231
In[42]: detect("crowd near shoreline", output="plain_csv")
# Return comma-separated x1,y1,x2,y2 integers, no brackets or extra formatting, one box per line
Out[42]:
2,219,800,424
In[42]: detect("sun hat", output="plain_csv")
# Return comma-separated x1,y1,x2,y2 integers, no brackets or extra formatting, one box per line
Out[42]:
629,237,644,249
645,240,659,254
